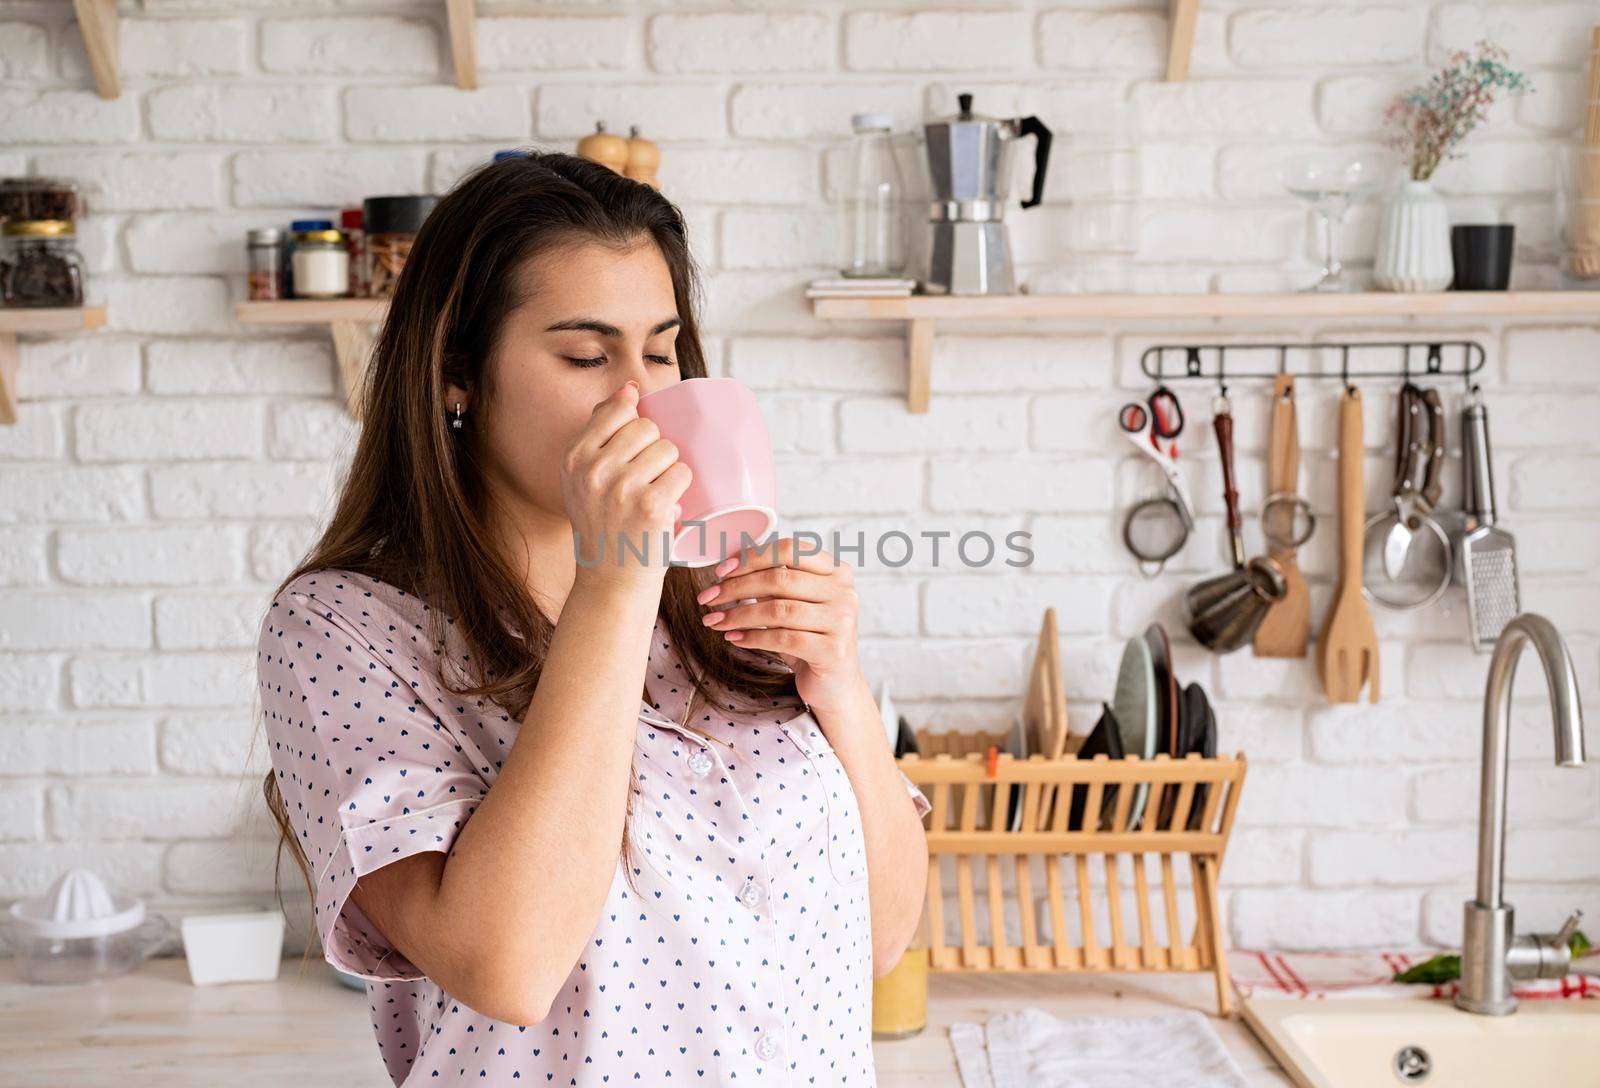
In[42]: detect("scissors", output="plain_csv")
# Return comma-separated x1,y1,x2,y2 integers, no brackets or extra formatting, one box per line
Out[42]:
1118,390,1194,530
1127,385,1184,458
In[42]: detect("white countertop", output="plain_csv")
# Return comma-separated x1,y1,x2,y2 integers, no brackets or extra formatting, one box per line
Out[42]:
0,956,1293,1086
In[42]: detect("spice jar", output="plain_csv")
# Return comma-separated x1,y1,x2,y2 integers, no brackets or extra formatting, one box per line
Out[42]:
284,218,333,300
290,228,349,299
340,208,367,298
246,228,285,301
1,220,85,307
362,195,437,299
0,177,82,225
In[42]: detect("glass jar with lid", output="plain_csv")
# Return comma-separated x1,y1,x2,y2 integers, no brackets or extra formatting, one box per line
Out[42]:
0,177,83,225
1,220,86,307
290,228,349,299
246,228,285,301
363,195,438,299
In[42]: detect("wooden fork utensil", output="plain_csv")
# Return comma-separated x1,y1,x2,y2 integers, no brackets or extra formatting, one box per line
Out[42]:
1317,386,1380,703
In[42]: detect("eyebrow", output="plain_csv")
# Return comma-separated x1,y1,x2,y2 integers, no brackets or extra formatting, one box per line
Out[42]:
545,316,682,337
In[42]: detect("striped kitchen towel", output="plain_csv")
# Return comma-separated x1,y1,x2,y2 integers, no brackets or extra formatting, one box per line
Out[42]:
1230,948,1599,1000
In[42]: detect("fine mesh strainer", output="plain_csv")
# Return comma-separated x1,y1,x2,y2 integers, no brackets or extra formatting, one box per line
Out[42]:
1119,391,1193,576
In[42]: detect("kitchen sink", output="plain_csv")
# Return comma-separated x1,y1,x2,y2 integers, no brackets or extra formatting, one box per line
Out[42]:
1241,996,1600,1087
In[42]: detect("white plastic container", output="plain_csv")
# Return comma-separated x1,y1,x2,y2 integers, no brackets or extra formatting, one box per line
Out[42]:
180,910,285,986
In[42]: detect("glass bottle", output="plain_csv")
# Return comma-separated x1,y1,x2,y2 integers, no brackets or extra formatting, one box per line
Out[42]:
841,113,905,278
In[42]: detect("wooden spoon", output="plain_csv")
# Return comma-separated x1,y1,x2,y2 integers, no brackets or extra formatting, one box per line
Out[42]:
1317,386,1381,703
1254,374,1311,657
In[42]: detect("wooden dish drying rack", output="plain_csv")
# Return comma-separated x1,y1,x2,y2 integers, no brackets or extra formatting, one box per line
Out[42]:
895,608,1248,1015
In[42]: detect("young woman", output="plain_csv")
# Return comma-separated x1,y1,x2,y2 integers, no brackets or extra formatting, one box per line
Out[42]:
256,150,931,1086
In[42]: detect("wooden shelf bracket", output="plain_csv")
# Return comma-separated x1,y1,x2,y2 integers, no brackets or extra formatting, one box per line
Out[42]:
329,321,375,421
0,332,16,426
0,306,109,425
233,300,385,421
1166,0,1200,82
71,0,121,99
446,0,478,91
907,318,934,413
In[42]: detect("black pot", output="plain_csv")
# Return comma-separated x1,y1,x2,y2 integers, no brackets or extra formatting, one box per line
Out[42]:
1450,224,1515,291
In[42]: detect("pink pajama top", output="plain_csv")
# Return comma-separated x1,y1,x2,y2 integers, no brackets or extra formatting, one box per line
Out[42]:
256,569,932,1086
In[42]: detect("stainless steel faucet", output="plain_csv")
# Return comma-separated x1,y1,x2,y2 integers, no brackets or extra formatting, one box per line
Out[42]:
1457,613,1588,1015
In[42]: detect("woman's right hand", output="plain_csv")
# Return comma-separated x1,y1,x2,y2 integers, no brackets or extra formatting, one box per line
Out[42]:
561,379,692,584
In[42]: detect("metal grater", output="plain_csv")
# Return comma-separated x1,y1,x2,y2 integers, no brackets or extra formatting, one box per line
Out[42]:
1464,530,1519,650
1461,394,1519,652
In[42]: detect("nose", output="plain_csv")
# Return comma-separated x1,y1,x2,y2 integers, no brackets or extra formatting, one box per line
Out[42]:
625,359,676,397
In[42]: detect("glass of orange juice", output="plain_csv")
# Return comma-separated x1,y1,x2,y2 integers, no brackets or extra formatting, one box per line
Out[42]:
871,942,928,1039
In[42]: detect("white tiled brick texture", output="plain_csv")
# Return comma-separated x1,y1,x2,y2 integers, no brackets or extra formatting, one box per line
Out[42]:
2,0,1597,952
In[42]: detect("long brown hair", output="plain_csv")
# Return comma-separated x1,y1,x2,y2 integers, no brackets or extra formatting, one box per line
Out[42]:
261,150,800,922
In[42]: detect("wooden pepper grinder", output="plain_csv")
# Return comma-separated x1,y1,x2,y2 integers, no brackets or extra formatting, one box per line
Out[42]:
624,125,660,189
576,121,627,174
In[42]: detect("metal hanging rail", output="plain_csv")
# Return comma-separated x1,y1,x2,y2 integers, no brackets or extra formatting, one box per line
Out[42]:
1139,340,1488,393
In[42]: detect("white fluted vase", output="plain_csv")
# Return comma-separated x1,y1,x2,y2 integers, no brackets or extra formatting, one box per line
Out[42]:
1373,180,1453,292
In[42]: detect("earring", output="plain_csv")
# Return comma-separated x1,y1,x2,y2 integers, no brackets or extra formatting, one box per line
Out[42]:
452,402,464,430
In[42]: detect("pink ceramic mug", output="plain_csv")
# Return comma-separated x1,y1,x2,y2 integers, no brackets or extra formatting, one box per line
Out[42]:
635,377,777,567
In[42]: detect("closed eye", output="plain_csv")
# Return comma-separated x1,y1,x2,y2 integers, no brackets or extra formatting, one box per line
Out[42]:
565,355,677,368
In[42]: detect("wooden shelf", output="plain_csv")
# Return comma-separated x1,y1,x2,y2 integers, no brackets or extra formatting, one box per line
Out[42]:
235,299,389,419
811,289,1600,322
65,1,476,99
810,290,1600,412
0,305,108,425
234,299,388,324
0,306,108,335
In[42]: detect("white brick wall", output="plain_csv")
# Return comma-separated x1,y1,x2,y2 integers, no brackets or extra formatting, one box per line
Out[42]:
3,0,1598,955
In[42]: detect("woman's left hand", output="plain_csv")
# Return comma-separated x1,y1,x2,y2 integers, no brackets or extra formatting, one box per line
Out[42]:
696,537,868,716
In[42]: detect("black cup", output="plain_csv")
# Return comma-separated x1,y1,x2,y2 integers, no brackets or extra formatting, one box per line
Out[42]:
1450,224,1515,291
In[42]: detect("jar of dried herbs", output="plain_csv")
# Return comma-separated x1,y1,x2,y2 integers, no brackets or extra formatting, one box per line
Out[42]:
1,220,85,307
362,195,437,299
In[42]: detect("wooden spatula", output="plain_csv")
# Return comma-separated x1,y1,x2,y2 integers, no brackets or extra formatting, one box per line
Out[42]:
1317,386,1380,703
1254,374,1310,657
